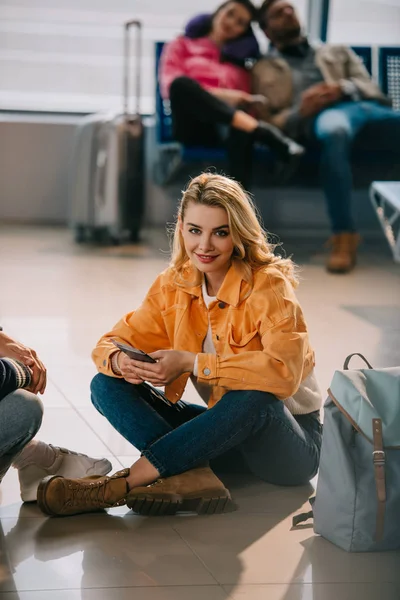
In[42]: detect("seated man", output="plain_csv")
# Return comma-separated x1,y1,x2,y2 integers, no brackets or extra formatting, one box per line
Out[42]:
0,328,111,501
253,0,400,273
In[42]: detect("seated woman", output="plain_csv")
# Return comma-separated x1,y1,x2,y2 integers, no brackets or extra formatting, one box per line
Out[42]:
158,0,304,188
37,173,322,518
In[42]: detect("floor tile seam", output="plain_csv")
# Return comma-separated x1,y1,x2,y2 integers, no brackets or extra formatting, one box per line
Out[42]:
0,515,48,522
222,582,400,587
220,578,400,585
0,581,398,596
0,584,230,593
172,525,222,587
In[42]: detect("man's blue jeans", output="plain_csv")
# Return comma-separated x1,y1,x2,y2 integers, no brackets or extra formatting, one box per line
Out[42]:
313,100,400,233
0,389,43,482
91,374,322,486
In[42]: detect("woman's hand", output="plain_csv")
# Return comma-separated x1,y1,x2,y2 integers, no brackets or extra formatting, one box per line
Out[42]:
211,88,255,107
125,350,196,387
117,352,145,385
0,332,47,394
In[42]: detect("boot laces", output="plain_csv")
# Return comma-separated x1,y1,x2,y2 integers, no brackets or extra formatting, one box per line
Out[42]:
148,478,163,488
66,479,125,508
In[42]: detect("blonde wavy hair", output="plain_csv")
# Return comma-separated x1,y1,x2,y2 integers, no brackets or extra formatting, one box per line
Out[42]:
170,173,299,288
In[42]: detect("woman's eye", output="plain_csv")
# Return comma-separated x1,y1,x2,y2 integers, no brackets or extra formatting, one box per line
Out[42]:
188,228,201,235
215,230,229,237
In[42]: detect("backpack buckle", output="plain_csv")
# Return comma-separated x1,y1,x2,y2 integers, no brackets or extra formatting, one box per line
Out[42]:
373,450,386,465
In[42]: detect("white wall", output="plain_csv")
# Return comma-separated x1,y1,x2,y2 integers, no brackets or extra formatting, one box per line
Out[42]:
328,0,400,45
0,1,398,115
0,0,308,114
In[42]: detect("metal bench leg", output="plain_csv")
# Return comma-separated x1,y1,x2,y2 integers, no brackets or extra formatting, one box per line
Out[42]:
370,187,400,263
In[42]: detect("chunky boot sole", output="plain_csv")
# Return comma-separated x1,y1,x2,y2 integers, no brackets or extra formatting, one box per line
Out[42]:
180,488,234,515
127,492,182,516
181,495,234,515
127,489,234,516
37,475,65,516
326,261,356,274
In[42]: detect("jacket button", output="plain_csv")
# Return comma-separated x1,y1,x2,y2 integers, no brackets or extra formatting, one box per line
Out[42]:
218,302,226,309
203,368,211,376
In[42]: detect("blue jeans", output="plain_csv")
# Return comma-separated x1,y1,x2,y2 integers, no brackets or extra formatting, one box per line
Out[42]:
313,100,400,233
0,389,43,482
91,374,322,486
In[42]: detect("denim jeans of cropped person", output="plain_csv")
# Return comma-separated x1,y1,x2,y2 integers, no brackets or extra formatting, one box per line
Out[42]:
312,100,400,233
91,374,322,486
0,389,43,483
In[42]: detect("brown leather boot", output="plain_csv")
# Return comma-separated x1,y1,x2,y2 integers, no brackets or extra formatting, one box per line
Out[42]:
326,232,361,273
127,466,233,516
37,468,130,517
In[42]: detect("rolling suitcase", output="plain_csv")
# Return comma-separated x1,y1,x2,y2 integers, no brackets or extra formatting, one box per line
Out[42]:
69,20,144,244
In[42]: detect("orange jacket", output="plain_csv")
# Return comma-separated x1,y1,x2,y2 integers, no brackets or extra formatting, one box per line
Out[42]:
92,263,315,408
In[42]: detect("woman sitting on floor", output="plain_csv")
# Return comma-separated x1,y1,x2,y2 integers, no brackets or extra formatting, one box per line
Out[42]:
37,172,323,518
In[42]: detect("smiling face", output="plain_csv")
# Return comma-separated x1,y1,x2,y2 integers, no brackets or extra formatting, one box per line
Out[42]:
180,201,234,283
211,1,253,43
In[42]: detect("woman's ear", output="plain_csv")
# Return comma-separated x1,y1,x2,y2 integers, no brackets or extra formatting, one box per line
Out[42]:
178,216,183,232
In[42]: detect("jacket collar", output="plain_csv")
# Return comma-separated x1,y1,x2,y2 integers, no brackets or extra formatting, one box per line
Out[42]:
177,262,247,307
215,263,246,307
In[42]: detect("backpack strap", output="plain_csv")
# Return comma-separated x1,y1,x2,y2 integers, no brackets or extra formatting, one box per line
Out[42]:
373,418,386,541
292,496,315,527
343,353,373,370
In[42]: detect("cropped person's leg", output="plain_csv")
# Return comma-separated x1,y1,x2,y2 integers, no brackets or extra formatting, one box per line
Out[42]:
0,389,43,483
355,101,400,158
169,76,304,164
314,103,361,272
226,127,254,189
314,105,355,234
169,76,236,137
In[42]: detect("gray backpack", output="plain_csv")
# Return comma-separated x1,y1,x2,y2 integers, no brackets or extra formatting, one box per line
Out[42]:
293,353,400,552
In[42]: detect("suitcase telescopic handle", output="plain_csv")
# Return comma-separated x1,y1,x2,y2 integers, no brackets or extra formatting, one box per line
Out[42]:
123,20,142,118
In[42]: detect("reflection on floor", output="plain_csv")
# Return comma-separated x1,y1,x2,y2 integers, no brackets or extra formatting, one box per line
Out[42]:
1,225,399,600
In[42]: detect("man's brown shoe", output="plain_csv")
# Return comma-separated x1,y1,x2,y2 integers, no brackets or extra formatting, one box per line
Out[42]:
127,466,233,516
326,232,361,274
37,468,130,517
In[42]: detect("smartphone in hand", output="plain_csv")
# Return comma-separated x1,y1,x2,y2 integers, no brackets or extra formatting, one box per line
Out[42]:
112,340,156,363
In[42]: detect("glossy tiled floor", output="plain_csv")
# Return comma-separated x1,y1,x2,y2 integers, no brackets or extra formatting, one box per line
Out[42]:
1,225,400,600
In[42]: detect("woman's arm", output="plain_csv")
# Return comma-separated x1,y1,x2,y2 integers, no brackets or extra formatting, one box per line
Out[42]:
92,276,171,378
207,88,254,107
159,37,188,99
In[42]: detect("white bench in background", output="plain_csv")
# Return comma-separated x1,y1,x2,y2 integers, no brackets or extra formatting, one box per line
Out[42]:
370,182,400,263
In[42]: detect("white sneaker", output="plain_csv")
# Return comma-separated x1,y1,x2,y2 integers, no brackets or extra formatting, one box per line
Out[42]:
18,445,112,502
